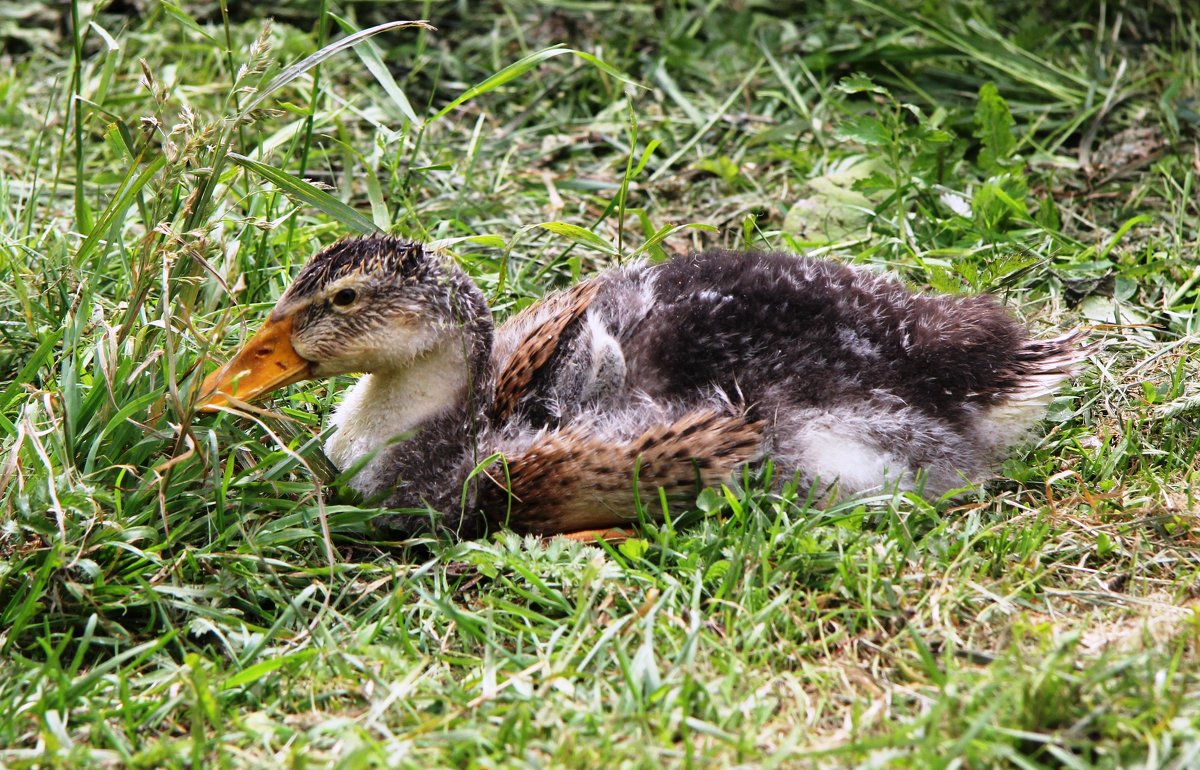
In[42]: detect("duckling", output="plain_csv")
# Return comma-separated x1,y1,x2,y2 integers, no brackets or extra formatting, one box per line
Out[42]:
198,235,1082,540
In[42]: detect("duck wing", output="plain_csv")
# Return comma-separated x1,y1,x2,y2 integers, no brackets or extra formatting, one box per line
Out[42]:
475,407,763,535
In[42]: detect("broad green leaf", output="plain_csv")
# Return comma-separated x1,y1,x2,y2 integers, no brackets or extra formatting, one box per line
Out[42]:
618,538,649,559
694,156,741,184
921,127,954,145
852,170,895,196
837,115,892,147
783,156,884,242
836,72,888,95
974,83,1018,173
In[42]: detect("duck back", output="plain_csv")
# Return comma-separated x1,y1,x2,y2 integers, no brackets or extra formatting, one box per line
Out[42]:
617,250,1029,419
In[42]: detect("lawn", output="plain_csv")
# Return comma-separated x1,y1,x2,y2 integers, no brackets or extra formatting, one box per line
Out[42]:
1,0,1198,767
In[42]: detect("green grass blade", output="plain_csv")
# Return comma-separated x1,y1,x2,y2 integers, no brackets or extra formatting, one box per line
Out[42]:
431,46,635,122
222,649,319,689
160,1,217,43
238,19,434,120
74,153,166,267
519,221,618,256
330,14,420,125
228,152,381,234
632,223,718,257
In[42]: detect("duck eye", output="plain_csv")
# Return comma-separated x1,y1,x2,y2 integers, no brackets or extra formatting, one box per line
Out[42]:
332,288,357,307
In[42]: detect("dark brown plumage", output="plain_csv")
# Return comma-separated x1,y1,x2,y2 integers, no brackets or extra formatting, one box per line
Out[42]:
199,236,1084,540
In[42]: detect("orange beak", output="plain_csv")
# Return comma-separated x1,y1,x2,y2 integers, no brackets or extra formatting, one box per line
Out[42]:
197,315,314,412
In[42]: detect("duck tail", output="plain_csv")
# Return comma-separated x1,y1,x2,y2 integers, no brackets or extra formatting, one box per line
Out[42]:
1008,327,1092,400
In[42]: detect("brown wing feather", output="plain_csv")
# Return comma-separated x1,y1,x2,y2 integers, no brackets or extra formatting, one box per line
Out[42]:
491,280,601,422
478,409,765,535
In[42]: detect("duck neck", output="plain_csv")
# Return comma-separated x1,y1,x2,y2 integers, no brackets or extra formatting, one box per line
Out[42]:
324,337,486,493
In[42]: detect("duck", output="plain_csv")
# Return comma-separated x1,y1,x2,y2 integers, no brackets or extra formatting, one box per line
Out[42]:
197,235,1083,540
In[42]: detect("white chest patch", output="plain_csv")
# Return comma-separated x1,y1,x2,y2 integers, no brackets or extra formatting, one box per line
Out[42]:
323,344,468,493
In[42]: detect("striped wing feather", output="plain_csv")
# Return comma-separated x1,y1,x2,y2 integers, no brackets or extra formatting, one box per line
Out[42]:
491,280,601,421
478,409,765,535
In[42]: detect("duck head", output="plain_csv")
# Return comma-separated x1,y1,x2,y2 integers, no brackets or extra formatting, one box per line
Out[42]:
197,236,489,411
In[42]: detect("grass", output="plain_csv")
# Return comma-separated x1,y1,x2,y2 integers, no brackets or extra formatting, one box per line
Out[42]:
0,0,1198,766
